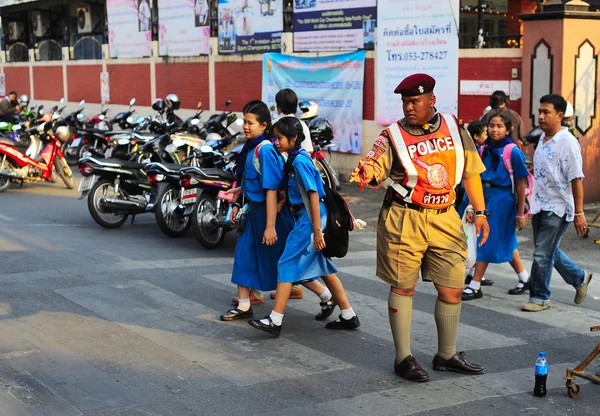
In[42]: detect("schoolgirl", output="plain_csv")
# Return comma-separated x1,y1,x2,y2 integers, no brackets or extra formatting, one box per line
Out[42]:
462,109,530,301
248,117,361,335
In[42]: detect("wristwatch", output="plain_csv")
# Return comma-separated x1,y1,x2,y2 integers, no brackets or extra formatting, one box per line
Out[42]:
475,209,490,218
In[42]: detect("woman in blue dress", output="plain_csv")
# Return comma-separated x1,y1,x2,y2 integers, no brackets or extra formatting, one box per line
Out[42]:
248,117,360,336
220,100,290,321
462,110,530,300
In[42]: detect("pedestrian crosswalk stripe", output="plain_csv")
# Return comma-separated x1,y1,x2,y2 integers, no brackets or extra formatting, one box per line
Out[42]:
56,280,353,387
261,362,587,416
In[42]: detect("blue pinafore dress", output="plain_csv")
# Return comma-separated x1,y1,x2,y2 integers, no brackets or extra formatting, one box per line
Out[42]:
476,144,528,263
231,142,292,291
278,151,338,283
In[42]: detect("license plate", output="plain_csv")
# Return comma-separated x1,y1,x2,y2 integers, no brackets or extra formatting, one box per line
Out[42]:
70,138,82,147
78,175,96,193
182,188,197,205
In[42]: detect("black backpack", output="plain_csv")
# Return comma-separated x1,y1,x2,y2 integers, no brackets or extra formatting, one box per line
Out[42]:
284,153,353,258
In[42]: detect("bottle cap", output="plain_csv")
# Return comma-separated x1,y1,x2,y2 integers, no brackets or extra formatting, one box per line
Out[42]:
539,352,546,358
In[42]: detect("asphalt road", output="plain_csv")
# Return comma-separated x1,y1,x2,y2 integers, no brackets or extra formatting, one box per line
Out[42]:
0,175,599,416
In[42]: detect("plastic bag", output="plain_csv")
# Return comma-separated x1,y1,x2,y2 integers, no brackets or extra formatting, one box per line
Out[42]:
462,207,477,269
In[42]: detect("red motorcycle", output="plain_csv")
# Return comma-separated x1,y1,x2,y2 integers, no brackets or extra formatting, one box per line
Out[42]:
0,123,74,192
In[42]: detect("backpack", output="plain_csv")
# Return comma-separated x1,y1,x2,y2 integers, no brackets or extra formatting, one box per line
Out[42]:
289,153,354,258
479,143,534,216
252,139,273,174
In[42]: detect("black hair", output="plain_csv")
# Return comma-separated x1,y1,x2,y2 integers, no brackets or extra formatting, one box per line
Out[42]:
275,89,298,115
273,116,305,153
487,108,513,137
490,90,509,108
540,93,567,114
8,91,16,96
242,100,272,138
467,119,487,139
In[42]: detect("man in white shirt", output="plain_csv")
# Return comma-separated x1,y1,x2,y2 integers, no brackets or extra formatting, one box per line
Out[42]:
272,88,313,153
522,94,592,312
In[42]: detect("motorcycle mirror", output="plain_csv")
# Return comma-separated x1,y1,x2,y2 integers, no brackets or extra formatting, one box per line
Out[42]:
190,118,200,126
130,98,136,107
126,116,134,124
11,124,22,131
60,98,65,104
235,118,244,127
225,100,232,107
79,100,85,107
98,114,105,121
52,105,58,112
197,101,202,109
118,138,130,146
77,113,85,120
200,145,213,154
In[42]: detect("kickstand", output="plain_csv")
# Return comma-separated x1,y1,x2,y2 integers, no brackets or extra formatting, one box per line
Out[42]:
130,215,136,224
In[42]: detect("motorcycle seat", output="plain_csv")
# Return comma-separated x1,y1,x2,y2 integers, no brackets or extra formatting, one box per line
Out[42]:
130,133,156,142
199,168,236,181
146,162,183,174
90,158,145,170
78,128,130,136
0,138,28,149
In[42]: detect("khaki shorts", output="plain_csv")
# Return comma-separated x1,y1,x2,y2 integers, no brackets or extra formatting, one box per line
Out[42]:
376,203,467,289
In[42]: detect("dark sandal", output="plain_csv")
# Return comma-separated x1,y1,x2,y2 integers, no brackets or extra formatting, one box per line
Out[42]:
220,307,254,321
248,316,282,336
315,298,337,321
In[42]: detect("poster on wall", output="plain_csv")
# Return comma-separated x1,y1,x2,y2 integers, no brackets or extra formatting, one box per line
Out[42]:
262,51,366,154
218,0,282,54
100,72,110,103
376,0,459,125
293,0,376,52
158,0,210,56
0,74,5,97
106,0,153,58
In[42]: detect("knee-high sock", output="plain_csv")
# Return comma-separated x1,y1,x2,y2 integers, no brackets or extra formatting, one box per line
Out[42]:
388,291,413,363
435,298,461,360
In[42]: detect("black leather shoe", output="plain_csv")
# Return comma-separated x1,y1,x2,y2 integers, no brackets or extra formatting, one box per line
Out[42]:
219,307,253,321
433,351,484,375
315,298,337,321
480,278,494,286
508,281,529,295
394,355,430,382
325,315,361,330
248,316,282,336
462,287,483,301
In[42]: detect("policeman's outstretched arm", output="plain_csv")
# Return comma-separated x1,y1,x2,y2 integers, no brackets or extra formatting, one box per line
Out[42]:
463,175,490,246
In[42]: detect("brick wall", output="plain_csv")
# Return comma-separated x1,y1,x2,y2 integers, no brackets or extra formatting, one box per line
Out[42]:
67,65,102,103
155,62,209,110
106,64,151,106
215,61,262,112
458,57,523,123
4,67,30,97
32,66,63,101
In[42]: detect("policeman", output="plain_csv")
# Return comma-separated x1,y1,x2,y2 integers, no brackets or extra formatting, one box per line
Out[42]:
351,73,490,382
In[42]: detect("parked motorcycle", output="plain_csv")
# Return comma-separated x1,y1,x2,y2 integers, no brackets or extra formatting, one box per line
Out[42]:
0,123,74,192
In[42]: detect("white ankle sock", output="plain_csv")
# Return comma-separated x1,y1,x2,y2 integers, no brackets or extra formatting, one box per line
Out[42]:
261,310,283,326
517,270,530,283
340,308,356,320
237,298,250,312
468,280,481,291
319,287,332,303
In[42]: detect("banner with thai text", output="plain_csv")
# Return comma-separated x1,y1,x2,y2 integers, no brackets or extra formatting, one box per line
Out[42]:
158,0,210,56
107,0,153,58
376,0,459,125
218,0,282,54
293,0,376,52
262,51,366,154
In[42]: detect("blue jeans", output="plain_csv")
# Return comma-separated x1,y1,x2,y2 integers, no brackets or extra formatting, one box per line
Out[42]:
529,211,585,304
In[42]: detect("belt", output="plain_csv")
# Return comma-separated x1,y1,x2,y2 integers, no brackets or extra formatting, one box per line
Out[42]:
482,181,511,189
387,189,451,215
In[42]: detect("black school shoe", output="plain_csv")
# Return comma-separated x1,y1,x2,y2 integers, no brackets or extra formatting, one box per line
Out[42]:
248,316,282,337
325,315,361,330
480,277,494,286
462,287,483,301
508,281,529,295
220,307,253,321
315,298,337,321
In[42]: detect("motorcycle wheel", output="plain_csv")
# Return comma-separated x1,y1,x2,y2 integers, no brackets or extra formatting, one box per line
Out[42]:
77,142,91,161
54,157,75,189
155,184,190,238
314,158,335,190
0,160,17,193
87,179,128,229
191,193,226,249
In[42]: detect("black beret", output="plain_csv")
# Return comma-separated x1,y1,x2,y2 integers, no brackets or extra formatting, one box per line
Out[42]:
394,73,436,96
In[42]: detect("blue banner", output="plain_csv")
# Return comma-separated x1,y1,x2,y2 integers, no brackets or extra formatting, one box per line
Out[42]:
262,51,366,154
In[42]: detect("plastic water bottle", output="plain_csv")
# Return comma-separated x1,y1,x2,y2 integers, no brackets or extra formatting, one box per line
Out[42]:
534,352,548,397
